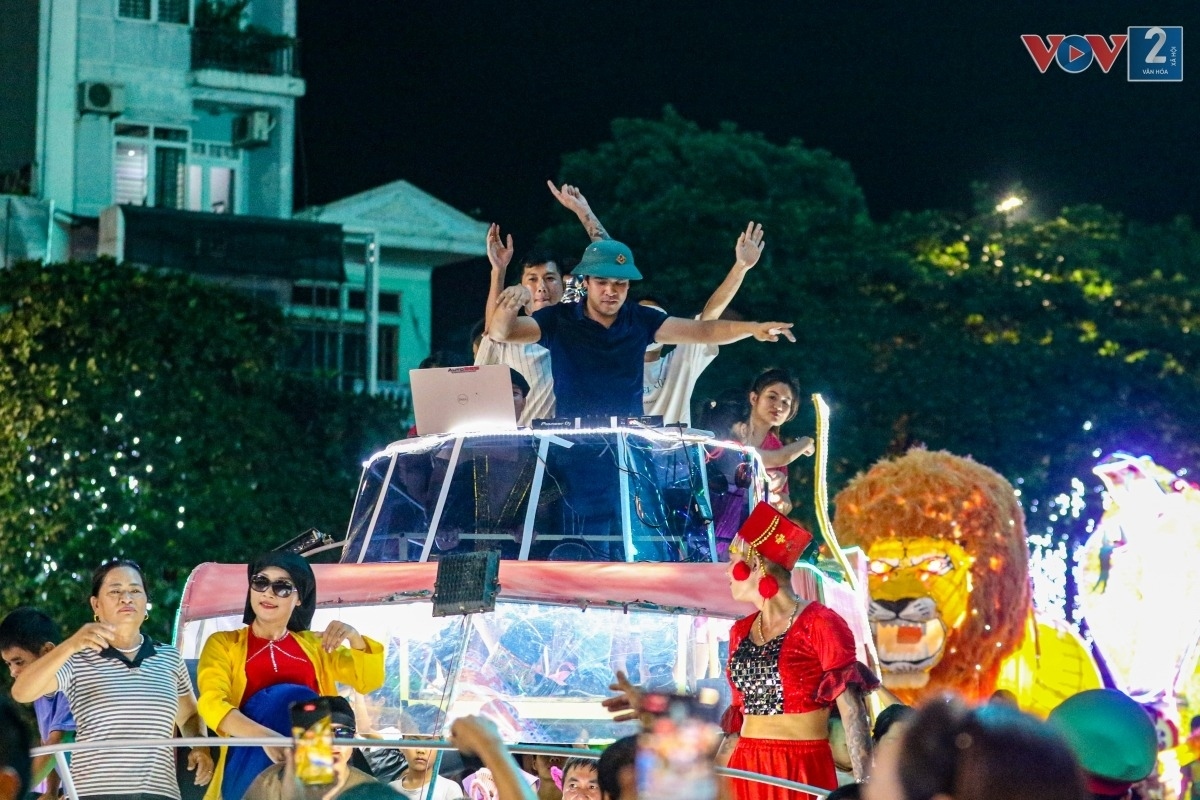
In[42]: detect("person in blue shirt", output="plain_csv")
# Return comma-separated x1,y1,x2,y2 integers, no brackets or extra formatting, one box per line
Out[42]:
490,239,794,419
0,607,76,800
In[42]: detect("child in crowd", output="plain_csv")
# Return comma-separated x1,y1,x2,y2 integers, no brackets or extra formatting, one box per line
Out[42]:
518,753,563,800
389,736,463,800
0,607,76,800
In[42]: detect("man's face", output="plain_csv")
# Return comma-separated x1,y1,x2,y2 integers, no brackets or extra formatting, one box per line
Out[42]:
330,723,355,783
1,646,43,679
521,262,563,312
584,277,630,320
563,763,601,800
512,384,527,419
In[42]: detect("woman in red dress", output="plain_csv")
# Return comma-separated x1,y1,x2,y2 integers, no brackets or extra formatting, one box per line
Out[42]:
720,503,877,799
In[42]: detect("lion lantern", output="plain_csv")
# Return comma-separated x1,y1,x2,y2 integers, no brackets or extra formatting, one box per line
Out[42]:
833,449,1100,713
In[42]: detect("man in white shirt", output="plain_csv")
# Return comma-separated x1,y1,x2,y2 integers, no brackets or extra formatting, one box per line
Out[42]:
641,221,766,425
473,232,561,425
475,182,612,425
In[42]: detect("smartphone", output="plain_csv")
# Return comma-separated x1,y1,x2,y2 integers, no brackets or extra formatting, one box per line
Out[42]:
636,689,723,800
290,698,335,786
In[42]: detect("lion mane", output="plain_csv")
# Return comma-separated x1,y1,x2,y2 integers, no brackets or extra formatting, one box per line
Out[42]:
833,448,1031,701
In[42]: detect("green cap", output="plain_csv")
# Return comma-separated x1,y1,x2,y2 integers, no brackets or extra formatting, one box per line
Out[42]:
573,240,642,280
1047,689,1157,787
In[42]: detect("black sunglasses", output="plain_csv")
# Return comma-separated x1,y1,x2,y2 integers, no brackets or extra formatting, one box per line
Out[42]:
250,574,297,598
332,726,356,738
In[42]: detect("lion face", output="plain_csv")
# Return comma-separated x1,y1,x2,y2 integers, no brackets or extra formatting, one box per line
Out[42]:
834,449,1031,702
865,536,974,689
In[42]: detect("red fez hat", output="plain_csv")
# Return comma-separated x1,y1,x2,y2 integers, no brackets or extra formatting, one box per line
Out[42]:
736,502,812,571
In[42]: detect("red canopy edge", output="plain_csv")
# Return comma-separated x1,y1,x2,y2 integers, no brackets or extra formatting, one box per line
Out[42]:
178,561,827,624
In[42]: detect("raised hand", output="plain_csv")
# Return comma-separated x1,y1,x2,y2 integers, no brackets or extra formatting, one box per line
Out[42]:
486,223,514,273
67,622,116,654
319,620,365,652
601,670,644,723
752,322,796,343
734,221,765,269
796,436,815,457
497,285,532,314
449,715,504,757
547,180,594,216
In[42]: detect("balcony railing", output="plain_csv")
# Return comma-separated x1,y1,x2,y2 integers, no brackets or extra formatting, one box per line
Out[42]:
191,27,300,77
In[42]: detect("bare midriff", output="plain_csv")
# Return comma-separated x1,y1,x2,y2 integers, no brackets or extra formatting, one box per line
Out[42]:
740,707,830,740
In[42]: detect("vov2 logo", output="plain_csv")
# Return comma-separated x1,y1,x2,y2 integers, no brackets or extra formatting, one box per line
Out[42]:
1021,27,1183,82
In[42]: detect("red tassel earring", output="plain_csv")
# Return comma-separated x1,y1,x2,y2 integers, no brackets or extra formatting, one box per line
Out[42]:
732,561,751,581
757,575,780,599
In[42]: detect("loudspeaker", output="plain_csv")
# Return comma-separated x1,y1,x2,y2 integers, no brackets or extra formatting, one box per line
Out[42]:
432,551,501,617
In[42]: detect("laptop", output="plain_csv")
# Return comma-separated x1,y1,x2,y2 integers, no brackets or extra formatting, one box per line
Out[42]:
409,365,519,435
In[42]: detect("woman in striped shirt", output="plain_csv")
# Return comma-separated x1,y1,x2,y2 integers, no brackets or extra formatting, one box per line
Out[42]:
12,559,214,800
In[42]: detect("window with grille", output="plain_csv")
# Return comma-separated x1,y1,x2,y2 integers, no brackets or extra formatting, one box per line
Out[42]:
154,147,186,209
348,291,402,314
118,0,151,19
116,126,190,209
118,0,189,23
158,0,189,23
114,143,149,205
378,325,399,382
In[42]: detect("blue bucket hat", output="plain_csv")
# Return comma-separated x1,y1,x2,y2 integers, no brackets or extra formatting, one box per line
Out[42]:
573,240,642,280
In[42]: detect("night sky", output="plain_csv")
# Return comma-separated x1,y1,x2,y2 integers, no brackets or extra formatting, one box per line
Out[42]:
295,1,1199,248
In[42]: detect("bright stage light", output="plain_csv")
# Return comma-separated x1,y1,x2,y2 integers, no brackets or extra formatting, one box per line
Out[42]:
995,196,1024,213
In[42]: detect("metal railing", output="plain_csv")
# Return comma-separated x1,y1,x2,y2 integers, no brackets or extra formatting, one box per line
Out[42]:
32,736,830,799
191,27,301,77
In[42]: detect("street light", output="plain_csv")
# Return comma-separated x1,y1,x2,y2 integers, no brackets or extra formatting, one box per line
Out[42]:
995,196,1024,213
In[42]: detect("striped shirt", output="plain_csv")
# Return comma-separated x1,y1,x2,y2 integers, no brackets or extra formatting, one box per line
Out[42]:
56,638,191,800
474,336,555,424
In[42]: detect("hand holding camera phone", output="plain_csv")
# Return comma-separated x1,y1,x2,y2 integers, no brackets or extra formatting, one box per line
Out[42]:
636,690,723,800
290,698,335,786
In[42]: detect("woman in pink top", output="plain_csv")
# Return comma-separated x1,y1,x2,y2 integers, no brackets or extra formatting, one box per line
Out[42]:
733,368,814,516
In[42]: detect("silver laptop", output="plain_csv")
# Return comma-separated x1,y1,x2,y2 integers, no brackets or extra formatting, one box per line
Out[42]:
409,365,518,435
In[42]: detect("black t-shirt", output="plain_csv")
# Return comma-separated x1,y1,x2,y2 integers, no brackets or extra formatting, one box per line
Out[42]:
532,301,667,418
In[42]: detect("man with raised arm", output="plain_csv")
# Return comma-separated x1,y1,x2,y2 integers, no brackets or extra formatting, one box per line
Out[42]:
474,229,562,425
548,183,769,426
640,222,763,425
489,239,794,420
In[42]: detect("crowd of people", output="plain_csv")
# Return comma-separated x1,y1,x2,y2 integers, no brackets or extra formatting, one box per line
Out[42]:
406,182,814,525
0,506,1174,800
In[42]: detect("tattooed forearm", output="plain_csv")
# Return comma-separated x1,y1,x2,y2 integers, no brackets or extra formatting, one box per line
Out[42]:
837,686,873,782
581,211,611,242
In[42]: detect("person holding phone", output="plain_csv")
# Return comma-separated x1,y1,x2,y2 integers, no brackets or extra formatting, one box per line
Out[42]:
243,696,378,800
10,559,214,800
198,552,385,800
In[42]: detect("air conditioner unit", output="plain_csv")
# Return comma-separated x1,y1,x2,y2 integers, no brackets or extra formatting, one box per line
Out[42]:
232,110,273,149
78,82,126,115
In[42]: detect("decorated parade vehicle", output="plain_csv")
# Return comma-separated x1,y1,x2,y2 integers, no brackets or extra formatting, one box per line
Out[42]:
174,418,875,744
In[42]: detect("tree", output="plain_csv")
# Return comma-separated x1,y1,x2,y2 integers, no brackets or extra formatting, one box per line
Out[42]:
0,259,407,641
542,112,1200,592
881,199,1200,607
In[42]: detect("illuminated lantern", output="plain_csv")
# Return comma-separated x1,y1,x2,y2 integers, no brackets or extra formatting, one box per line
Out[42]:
834,449,1101,709
1076,452,1200,718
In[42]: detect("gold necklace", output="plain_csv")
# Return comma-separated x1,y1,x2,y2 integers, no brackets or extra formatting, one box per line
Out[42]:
755,600,800,644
